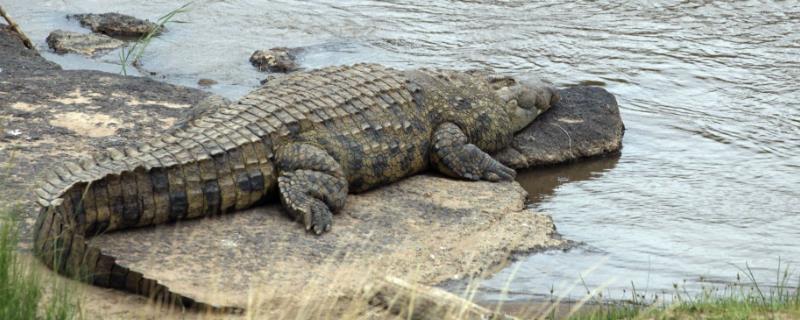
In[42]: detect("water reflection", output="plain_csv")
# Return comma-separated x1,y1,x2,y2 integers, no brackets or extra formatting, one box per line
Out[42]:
515,154,620,204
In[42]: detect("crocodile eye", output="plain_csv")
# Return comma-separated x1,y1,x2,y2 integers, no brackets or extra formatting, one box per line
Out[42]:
505,99,519,110
487,75,517,90
495,86,515,104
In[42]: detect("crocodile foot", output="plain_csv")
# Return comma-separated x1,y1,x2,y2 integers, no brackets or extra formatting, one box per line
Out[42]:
432,122,516,182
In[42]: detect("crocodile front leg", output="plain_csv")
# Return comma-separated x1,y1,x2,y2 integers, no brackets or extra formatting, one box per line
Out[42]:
431,122,516,182
276,143,348,234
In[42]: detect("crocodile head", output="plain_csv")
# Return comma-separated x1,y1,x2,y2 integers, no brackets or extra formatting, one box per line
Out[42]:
492,76,560,132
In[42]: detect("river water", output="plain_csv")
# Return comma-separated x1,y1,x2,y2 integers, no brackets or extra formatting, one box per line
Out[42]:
7,0,800,303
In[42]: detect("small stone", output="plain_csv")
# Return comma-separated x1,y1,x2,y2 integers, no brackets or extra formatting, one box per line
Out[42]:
249,47,301,73
68,13,160,38
197,78,217,87
46,30,125,56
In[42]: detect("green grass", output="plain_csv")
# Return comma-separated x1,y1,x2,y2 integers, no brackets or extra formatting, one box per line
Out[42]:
119,2,192,75
563,263,800,320
0,209,82,320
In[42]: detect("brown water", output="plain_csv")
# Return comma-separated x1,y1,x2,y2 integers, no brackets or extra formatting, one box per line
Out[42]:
7,0,800,302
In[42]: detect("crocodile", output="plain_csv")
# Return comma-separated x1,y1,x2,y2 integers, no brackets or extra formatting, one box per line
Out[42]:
32,63,558,312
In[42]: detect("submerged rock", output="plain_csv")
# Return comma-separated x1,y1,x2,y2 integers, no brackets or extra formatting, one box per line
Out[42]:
196,78,217,87
45,29,124,56
249,47,301,72
68,12,160,38
495,86,625,168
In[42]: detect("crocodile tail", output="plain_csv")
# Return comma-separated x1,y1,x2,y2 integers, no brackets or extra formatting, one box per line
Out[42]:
31,143,275,313
32,200,237,312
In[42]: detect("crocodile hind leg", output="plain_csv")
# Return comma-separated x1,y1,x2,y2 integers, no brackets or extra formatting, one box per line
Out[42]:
431,122,516,182
275,143,348,234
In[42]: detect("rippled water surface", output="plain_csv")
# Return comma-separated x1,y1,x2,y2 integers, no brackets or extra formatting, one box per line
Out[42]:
7,0,800,302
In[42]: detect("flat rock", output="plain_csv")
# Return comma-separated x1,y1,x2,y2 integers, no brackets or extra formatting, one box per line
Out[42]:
46,29,125,56
92,175,563,310
0,26,624,317
494,86,625,168
68,12,160,38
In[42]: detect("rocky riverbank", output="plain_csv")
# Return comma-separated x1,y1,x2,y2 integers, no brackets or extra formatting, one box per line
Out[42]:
0,23,622,318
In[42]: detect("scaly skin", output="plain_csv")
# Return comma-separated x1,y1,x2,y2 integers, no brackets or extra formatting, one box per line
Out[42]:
32,64,558,312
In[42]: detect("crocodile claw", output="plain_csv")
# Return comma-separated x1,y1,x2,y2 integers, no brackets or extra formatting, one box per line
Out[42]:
483,161,516,182
443,144,517,182
306,198,333,235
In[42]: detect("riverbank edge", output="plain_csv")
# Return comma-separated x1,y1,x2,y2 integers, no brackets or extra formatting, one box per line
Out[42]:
1,22,572,318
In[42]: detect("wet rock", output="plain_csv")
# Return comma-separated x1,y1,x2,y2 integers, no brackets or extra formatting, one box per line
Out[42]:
495,86,625,168
46,29,124,56
68,12,160,38
196,78,217,87
249,47,301,72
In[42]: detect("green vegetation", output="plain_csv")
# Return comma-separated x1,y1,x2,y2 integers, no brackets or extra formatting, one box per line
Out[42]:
0,209,82,320
559,263,800,320
119,2,192,75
